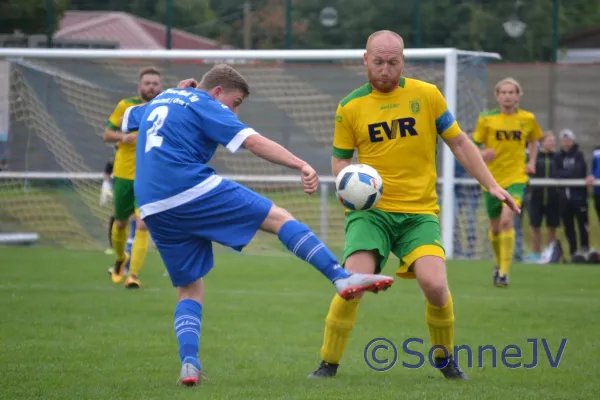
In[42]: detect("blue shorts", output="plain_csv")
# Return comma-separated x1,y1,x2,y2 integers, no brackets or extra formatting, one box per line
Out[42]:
143,179,273,287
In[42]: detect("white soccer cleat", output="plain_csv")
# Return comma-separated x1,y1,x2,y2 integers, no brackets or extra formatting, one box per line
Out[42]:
334,273,394,300
178,362,203,387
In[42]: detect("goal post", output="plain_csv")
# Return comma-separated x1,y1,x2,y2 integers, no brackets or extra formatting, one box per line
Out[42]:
0,47,505,257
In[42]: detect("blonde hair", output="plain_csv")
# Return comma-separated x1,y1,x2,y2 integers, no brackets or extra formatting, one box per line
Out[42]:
495,77,523,96
541,131,555,143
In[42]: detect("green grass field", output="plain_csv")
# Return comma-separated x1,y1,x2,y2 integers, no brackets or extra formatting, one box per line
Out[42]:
2,246,600,399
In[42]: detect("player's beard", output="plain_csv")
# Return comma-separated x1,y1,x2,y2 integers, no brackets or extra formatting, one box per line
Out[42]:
141,90,158,102
368,69,400,93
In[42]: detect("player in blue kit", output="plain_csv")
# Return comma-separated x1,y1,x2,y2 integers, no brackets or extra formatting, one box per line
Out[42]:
121,64,395,386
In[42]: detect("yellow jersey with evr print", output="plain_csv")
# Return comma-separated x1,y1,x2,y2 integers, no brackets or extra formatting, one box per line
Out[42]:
472,108,543,189
332,77,462,215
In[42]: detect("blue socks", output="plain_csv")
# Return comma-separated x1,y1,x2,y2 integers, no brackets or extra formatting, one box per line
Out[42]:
124,219,136,272
277,220,350,282
126,219,136,255
174,299,202,370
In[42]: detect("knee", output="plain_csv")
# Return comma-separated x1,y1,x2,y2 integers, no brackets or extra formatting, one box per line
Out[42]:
261,205,295,234
177,278,204,304
115,219,127,229
414,256,449,307
499,213,514,231
489,219,501,235
420,278,449,307
345,250,378,274
136,218,148,231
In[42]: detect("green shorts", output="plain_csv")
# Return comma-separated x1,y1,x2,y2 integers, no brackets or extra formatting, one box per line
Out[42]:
113,177,137,221
343,209,445,279
484,183,526,219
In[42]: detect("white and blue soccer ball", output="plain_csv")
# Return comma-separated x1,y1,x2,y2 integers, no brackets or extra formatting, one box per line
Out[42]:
335,164,383,211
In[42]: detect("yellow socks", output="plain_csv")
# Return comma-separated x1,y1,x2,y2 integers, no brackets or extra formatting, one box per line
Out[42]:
320,295,360,364
425,292,455,359
129,229,149,277
489,229,501,266
499,229,515,277
111,222,127,262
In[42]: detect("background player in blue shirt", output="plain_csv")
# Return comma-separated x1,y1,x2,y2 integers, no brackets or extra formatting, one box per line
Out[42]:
121,64,394,386
586,145,600,222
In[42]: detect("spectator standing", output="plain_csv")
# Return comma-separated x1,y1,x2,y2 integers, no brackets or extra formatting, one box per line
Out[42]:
526,133,560,262
554,129,590,259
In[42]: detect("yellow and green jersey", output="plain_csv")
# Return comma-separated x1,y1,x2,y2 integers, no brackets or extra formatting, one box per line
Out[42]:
472,108,543,189
333,77,462,215
107,96,143,180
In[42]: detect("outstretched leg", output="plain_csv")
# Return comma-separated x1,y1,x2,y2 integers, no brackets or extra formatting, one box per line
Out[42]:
261,205,394,299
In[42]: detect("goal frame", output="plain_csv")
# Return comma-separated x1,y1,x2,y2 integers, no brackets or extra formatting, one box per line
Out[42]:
0,47,503,259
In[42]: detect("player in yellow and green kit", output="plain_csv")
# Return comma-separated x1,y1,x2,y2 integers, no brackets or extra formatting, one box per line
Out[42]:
307,30,519,381
103,67,162,288
473,77,543,287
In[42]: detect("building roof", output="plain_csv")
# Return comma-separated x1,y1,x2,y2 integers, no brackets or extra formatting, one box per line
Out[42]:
559,26,600,47
56,11,226,50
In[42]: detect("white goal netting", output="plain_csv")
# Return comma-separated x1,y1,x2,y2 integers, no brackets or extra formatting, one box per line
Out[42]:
0,49,503,259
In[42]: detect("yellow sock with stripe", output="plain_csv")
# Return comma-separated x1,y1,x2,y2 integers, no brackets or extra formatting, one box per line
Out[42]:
320,295,360,364
111,222,128,262
129,229,149,277
426,292,455,359
489,229,501,266
499,229,515,276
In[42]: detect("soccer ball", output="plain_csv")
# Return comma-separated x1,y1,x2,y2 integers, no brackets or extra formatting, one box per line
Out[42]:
335,164,383,211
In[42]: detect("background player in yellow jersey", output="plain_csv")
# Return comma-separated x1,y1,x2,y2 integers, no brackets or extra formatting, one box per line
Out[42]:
103,67,162,288
473,78,543,287
308,30,519,380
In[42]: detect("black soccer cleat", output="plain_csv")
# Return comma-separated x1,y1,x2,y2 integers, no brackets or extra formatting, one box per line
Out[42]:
307,361,338,379
434,355,468,380
494,274,509,287
492,265,499,284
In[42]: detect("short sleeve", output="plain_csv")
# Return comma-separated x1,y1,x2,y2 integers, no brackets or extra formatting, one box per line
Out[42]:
528,115,544,141
107,100,128,130
199,100,257,153
332,104,356,159
121,104,147,133
430,86,462,140
472,115,487,146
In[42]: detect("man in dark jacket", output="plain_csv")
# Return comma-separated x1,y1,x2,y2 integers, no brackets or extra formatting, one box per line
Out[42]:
527,133,560,261
554,129,589,258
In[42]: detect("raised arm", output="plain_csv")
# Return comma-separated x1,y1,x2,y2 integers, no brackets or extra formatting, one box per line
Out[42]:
431,87,519,212
444,133,499,192
243,134,308,170
201,101,317,193
331,104,356,176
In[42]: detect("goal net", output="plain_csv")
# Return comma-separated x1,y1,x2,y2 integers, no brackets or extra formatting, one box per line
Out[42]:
0,48,501,259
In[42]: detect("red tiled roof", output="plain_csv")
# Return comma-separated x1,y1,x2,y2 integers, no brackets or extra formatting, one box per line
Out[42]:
56,11,226,50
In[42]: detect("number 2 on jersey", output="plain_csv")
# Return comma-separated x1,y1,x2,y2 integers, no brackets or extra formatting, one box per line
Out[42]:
145,105,169,153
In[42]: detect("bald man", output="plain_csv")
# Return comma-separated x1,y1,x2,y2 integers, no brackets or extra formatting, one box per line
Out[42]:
308,30,517,380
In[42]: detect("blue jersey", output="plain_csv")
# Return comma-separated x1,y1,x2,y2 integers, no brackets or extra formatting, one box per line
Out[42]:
592,147,600,195
121,88,257,218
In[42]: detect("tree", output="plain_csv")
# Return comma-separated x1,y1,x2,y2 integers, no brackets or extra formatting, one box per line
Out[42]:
0,0,69,35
